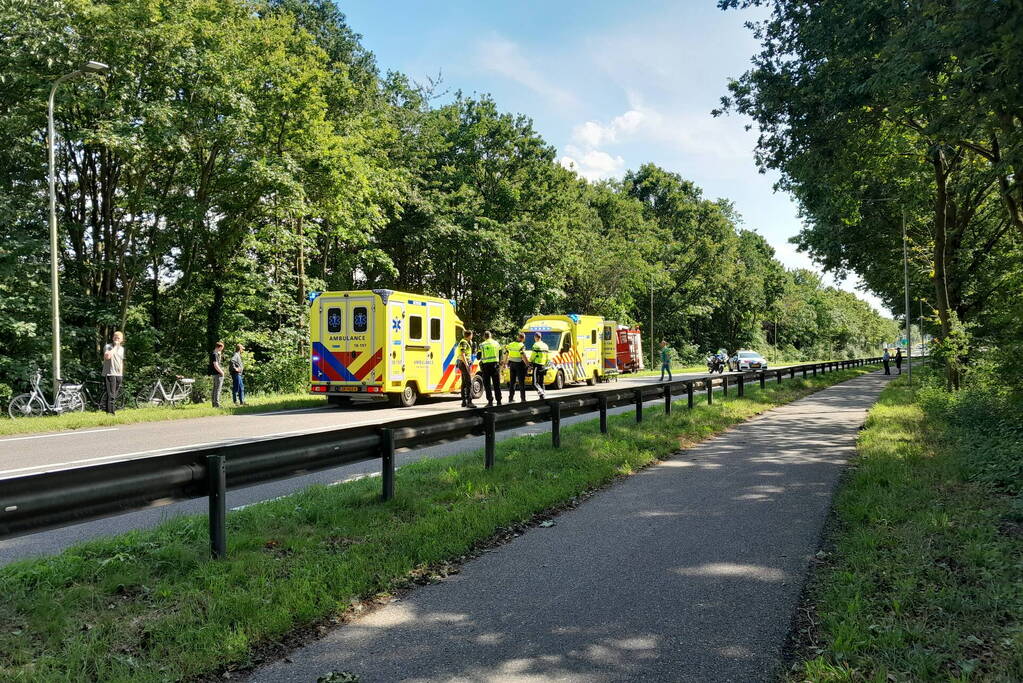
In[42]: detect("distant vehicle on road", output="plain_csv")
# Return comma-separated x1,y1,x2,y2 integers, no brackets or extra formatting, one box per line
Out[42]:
309,289,483,408
706,349,728,374
728,350,768,372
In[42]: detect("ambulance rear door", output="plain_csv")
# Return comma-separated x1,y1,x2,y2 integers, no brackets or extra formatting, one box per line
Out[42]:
317,294,377,387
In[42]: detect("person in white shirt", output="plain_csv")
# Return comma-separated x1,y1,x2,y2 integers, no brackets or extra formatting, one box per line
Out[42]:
102,331,125,414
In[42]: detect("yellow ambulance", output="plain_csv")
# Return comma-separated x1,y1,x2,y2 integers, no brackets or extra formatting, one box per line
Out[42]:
308,290,482,407
518,314,617,389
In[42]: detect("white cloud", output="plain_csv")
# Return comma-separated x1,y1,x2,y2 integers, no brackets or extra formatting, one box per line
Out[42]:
571,109,646,147
475,35,578,109
558,145,626,181
560,102,753,183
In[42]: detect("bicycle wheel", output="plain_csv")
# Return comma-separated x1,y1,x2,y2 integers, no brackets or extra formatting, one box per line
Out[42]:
8,394,44,418
117,391,138,410
136,386,159,407
67,391,86,412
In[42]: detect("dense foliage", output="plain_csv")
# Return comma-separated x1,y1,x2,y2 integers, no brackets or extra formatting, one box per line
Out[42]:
719,0,1023,388
0,0,894,398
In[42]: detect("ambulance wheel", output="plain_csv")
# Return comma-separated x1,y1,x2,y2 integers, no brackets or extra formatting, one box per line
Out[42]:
586,370,597,386
326,395,351,407
553,370,566,390
389,384,418,408
471,375,484,400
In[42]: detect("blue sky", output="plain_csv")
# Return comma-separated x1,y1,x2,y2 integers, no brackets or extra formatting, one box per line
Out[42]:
340,0,887,313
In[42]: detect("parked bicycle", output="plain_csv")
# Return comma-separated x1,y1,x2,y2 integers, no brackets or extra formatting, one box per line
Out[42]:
81,379,139,412
7,370,86,418
135,371,194,407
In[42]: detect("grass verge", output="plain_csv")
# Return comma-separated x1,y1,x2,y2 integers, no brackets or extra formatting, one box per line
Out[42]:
789,372,1023,681
0,365,877,682
0,393,324,437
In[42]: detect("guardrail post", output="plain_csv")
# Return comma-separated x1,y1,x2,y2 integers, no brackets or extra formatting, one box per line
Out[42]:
737,374,745,397
633,389,643,423
706,378,713,405
789,367,795,379
598,394,608,434
484,412,496,468
551,401,562,447
802,366,807,378
687,381,694,409
777,369,782,384
813,364,818,377
381,428,395,501
760,371,766,390
207,455,227,560
722,376,728,397
663,384,672,415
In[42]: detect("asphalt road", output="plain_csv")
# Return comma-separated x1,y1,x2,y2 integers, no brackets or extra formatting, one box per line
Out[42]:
0,369,738,566
247,370,892,683
0,368,747,479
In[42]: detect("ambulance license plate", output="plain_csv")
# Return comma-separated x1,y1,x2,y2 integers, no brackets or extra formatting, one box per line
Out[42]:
338,386,360,392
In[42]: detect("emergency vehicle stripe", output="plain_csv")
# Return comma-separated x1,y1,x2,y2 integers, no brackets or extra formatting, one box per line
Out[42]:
352,349,383,380
312,342,358,382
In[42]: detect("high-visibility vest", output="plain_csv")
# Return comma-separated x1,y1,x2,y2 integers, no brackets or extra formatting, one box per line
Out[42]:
480,338,501,363
505,340,525,363
458,339,472,363
530,340,549,366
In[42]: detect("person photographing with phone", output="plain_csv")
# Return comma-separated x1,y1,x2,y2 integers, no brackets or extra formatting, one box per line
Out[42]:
102,331,125,415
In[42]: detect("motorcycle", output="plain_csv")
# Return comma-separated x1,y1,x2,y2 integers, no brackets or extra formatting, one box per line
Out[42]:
706,354,726,374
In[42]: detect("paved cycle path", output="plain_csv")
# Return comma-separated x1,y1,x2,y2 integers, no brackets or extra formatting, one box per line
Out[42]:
250,370,892,683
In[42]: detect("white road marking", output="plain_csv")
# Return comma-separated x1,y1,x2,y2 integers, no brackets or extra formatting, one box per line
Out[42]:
0,428,118,443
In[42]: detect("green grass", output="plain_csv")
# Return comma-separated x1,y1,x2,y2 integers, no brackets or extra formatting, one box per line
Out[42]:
791,373,1023,681
0,393,324,437
0,365,878,682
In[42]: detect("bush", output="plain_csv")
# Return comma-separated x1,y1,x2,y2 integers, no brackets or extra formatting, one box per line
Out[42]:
919,362,1023,494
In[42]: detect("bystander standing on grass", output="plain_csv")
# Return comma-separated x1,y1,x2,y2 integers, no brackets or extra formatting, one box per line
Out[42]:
230,344,246,406
101,331,125,415
209,342,225,408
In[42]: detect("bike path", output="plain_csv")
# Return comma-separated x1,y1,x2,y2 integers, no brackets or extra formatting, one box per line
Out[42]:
249,370,892,682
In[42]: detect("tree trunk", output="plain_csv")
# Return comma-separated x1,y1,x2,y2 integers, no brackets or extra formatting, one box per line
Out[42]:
931,150,957,389
207,280,225,352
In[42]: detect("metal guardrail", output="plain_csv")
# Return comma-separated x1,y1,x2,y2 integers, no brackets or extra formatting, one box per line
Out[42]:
0,358,882,556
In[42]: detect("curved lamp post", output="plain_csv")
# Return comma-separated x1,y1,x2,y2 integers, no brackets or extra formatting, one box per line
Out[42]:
47,61,109,393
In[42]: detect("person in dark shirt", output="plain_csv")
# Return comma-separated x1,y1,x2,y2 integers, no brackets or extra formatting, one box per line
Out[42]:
209,342,225,407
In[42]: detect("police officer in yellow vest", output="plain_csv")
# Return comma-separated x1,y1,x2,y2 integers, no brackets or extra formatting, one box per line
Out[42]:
504,331,529,403
478,330,502,407
530,331,550,399
458,330,476,408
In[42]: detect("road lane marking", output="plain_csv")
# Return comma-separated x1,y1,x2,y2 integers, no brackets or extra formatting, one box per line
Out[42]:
0,428,118,443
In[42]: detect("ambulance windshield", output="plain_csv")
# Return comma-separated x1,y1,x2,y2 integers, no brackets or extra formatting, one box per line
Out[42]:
524,331,563,351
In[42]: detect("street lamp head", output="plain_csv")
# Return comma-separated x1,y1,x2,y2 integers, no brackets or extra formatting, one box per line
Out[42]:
81,61,109,74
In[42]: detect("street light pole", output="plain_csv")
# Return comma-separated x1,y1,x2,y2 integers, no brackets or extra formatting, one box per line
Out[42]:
46,61,109,394
649,272,654,369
